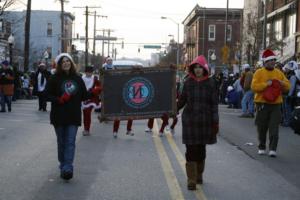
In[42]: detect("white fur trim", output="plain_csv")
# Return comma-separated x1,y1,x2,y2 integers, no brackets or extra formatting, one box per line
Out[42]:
81,102,101,109
263,55,276,62
82,75,94,90
55,53,74,64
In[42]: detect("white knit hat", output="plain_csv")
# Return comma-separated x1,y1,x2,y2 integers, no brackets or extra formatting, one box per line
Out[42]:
55,53,74,65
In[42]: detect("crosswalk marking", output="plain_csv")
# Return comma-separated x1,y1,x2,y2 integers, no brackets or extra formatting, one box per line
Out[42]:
153,120,185,200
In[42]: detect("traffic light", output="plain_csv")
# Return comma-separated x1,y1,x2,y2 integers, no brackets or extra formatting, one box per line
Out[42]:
138,48,140,53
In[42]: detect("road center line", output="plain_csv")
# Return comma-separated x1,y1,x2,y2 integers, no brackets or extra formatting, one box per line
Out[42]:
153,119,185,200
157,119,208,200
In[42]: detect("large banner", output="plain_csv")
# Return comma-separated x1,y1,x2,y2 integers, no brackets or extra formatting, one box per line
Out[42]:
100,66,176,120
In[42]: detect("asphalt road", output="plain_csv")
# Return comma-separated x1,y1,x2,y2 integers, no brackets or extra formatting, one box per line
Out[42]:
0,100,299,200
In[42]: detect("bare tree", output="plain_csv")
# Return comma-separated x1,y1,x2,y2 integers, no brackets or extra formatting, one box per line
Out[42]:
0,0,16,16
243,12,262,66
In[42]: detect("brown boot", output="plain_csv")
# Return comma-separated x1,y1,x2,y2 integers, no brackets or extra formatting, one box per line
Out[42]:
196,160,205,184
186,162,197,190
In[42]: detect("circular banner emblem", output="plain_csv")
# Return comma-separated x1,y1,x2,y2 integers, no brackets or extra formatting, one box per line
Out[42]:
123,77,154,109
61,80,78,95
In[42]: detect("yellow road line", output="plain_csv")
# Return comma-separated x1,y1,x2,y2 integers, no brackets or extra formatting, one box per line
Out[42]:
157,119,208,200
152,120,185,200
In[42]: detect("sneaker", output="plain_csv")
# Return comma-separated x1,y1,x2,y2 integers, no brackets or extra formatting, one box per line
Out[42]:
158,131,164,137
145,128,152,133
60,171,73,180
170,128,175,135
113,132,118,138
239,113,250,118
165,125,170,131
258,149,266,155
126,130,134,136
82,130,90,136
269,150,277,157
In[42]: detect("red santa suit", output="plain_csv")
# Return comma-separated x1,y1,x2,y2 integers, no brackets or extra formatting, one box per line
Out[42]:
82,74,102,134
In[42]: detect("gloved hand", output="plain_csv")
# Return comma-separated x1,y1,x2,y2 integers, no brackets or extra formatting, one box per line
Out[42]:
57,92,71,104
212,123,219,135
91,87,101,96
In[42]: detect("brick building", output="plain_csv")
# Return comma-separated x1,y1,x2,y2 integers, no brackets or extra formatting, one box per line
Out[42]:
259,0,297,63
182,5,242,69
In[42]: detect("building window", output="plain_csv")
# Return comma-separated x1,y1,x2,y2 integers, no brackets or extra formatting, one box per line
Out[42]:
226,25,232,41
208,25,216,41
274,19,282,40
47,23,52,37
286,13,296,37
0,20,3,32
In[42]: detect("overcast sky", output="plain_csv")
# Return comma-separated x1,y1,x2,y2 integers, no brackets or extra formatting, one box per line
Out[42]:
11,0,244,60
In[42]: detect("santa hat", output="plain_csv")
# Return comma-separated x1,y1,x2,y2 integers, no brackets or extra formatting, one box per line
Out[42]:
262,49,276,62
55,53,75,65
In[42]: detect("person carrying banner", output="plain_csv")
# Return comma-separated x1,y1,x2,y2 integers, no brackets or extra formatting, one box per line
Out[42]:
81,66,101,136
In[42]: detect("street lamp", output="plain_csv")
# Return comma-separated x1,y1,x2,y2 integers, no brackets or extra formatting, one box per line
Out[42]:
8,33,15,65
161,16,180,67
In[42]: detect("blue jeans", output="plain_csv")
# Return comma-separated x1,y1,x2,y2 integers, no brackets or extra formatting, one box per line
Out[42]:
54,125,78,172
0,93,12,111
241,90,254,114
282,97,293,126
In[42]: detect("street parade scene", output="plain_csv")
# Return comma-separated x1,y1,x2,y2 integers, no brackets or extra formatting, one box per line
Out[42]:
1,0,300,200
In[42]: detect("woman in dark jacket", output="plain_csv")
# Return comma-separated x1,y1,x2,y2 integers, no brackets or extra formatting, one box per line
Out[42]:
177,55,219,190
45,53,89,181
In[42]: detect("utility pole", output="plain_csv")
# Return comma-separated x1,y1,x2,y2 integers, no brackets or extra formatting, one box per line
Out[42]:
107,29,111,56
93,11,107,65
73,6,101,68
102,30,105,57
85,6,89,67
224,0,229,46
60,0,65,52
24,0,31,72
262,0,267,49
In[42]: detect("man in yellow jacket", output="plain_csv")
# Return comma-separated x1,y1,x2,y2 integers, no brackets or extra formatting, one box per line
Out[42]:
251,49,290,157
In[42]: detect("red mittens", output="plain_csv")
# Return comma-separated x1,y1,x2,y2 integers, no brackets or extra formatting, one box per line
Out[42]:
212,123,219,135
58,92,71,104
91,87,101,96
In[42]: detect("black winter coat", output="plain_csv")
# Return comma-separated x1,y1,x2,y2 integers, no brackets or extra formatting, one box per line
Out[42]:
45,73,88,126
177,77,219,145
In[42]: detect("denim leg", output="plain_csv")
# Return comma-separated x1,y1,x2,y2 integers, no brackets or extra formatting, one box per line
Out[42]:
241,92,247,114
248,91,255,114
54,126,65,170
62,125,78,172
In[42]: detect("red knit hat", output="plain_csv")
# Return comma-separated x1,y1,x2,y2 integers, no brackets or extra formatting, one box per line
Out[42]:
262,49,276,62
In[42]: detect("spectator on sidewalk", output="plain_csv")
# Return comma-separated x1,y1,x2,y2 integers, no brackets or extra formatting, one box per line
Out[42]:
251,49,290,158
0,60,14,112
177,55,219,190
33,62,50,111
240,64,254,118
282,61,298,126
45,53,89,181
